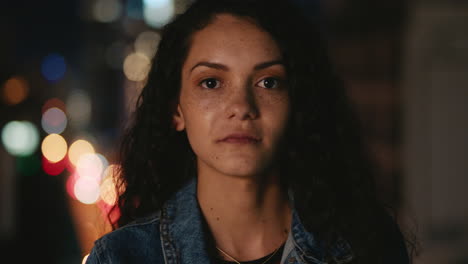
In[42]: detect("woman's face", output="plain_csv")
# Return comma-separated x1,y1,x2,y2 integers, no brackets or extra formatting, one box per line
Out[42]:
173,14,290,178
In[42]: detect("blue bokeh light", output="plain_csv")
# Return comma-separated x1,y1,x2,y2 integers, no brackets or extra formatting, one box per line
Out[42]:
41,53,67,82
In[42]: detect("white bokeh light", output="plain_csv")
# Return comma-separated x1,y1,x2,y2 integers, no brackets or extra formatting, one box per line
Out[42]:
143,0,174,28
1,121,39,157
76,153,104,181
74,176,100,204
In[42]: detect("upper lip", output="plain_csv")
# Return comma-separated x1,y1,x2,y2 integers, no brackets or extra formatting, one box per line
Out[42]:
218,132,261,142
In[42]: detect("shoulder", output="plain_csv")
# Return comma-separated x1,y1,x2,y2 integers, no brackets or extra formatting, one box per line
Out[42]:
85,212,165,264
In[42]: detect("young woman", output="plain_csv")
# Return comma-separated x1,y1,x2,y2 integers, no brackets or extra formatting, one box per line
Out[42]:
86,0,411,263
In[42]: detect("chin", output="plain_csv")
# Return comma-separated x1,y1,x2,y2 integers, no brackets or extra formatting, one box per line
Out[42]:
217,159,267,178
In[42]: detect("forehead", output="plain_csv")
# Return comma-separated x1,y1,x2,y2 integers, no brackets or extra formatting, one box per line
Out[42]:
183,13,282,68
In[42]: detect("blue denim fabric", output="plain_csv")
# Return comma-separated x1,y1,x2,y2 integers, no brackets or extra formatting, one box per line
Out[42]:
86,177,401,264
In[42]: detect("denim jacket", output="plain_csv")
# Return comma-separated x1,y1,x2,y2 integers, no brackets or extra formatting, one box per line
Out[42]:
86,178,407,264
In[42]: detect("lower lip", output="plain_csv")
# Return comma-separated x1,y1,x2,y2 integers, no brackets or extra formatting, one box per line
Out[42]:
221,138,259,144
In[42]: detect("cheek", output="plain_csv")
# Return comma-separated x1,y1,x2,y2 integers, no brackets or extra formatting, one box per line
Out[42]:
183,99,218,130
181,100,218,152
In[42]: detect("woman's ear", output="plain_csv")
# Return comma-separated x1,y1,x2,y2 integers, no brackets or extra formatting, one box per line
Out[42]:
172,104,186,131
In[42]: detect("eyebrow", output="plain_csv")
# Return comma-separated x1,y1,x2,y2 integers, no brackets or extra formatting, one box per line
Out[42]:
189,60,285,72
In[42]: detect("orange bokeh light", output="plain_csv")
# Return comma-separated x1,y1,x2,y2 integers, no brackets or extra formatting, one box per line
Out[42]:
2,76,29,105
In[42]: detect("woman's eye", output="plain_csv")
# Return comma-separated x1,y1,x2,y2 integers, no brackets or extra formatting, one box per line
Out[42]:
257,77,279,89
200,78,220,89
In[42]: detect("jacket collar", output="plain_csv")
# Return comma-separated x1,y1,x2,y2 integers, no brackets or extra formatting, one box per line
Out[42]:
160,177,354,264
160,177,211,263
289,209,354,263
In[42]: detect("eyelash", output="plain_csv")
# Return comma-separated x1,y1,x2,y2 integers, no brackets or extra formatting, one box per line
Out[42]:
198,77,283,90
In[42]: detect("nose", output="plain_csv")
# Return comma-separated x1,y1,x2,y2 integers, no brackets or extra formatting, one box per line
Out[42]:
226,85,259,120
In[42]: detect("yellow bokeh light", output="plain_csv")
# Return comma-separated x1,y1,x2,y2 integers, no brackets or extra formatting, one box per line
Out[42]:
123,52,151,82
68,139,95,166
100,164,122,205
41,134,68,163
100,175,117,205
135,31,161,59
2,76,29,105
93,0,122,23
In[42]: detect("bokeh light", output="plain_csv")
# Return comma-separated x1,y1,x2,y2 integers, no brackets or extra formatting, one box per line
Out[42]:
93,0,122,23
68,139,95,166
66,173,79,200
143,0,170,8
123,52,151,82
42,97,66,114
2,76,29,105
76,153,105,181
1,121,40,157
41,53,67,82
96,153,109,173
66,90,91,129
41,107,67,134
100,175,117,206
41,134,68,163
42,155,66,176
143,0,175,28
74,176,100,204
100,164,120,206
135,31,161,59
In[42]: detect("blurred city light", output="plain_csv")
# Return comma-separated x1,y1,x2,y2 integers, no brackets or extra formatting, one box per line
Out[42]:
41,107,68,134
76,153,105,182
66,172,79,200
1,121,40,157
74,176,100,204
41,134,68,163
2,76,29,105
143,0,174,28
100,164,120,206
41,53,67,82
93,0,122,23
42,97,67,114
100,175,117,206
96,154,109,174
66,90,92,129
42,155,66,176
68,139,95,166
123,52,151,81
135,31,161,59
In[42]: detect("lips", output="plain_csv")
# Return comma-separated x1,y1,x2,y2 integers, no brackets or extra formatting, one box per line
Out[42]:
219,133,260,143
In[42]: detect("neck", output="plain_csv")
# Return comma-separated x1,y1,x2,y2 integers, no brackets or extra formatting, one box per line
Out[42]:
197,165,291,261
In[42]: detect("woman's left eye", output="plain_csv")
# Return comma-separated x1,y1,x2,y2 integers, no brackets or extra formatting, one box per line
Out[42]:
257,77,279,89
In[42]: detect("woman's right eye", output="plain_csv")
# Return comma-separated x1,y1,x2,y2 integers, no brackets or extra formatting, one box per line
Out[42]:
199,78,220,89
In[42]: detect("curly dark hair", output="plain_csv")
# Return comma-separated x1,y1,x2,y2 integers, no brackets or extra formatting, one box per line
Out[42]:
110,0,413,263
